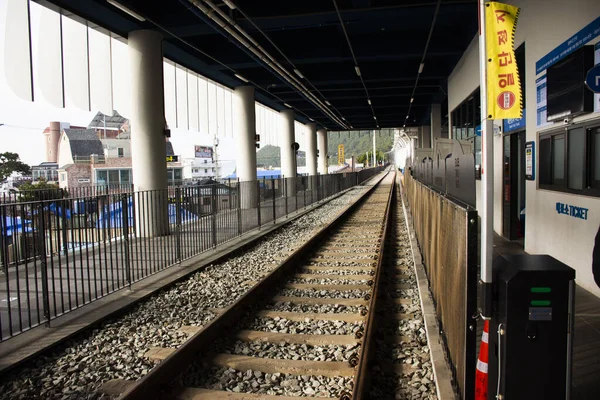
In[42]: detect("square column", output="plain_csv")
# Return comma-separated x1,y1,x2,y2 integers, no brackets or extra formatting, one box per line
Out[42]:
280,109,296,197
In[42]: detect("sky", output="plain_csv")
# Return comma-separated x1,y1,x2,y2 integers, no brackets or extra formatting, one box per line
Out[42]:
0,0,238,167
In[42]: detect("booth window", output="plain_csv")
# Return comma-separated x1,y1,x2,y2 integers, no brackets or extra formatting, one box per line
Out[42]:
539,122,600,196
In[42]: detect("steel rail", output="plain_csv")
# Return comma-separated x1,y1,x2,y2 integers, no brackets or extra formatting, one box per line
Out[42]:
118,170,391,400
350,170,396,400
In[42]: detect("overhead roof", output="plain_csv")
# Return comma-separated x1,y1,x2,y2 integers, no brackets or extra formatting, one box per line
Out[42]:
87,110,128,130
63,129,105,157
38,0,478,130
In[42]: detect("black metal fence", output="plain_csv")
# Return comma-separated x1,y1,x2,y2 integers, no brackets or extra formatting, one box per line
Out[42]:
0,167,384,341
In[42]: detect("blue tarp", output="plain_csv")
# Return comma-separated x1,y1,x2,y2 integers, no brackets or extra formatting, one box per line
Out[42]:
97,198,199,228
225,170,282,180
1,216,33,237
48,202,72,219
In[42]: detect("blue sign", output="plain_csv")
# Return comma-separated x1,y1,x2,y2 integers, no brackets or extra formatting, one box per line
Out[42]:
536,16,600,75
556,202,589,220
585,64,600,93
503,108,527,133
475,125,481,136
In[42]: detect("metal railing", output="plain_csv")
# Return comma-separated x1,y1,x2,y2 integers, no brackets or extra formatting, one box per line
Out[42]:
404,172,478,399
0,167,385,341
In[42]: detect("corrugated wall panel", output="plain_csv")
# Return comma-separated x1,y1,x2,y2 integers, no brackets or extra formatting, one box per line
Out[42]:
34,4,63,107
62,17,90,110
187,72,199,132
111,37,130,118
175,64,188,129
88,27,113,114
163,59,176,129
3,0,33,101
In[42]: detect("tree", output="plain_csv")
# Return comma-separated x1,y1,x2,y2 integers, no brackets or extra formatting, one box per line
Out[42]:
17,178,63,201
0,152,30,182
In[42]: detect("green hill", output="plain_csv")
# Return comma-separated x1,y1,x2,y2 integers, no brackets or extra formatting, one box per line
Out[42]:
256,129,395,167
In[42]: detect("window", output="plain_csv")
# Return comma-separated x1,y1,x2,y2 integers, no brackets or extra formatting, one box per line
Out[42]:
451,88,482,173
60,173,66,182
205,168,208,173
539,121,600,197
204,159,208,164
118,148,124,158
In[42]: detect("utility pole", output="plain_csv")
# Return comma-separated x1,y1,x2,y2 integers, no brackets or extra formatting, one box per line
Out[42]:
372,130,376,167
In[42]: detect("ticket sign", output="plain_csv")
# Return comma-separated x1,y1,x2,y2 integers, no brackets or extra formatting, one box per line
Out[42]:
585,64,600,93
485,2,522,120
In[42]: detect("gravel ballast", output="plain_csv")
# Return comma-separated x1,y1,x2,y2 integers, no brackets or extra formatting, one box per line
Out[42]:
0,186,370,400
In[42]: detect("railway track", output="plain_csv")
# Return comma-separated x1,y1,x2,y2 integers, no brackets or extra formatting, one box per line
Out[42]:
103,171,409,399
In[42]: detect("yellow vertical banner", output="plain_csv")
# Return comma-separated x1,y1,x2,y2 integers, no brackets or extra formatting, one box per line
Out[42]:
485,2,522,119
338,144,345,165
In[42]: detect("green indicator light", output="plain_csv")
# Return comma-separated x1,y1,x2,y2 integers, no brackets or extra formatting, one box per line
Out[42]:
531,287,551,293
531,300,551,306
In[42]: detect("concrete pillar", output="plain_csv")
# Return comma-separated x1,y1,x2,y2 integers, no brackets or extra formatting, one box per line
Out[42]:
317,129,328,175
431,103,442,148
280,109,296,197
129,30,168,237
233,86,257,208
306,123,317,176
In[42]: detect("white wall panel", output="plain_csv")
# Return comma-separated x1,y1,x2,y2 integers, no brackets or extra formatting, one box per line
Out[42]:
207,80,217,136
112,36,130,118
198,76,208,135
33,4,63,107
175,64,188,129
187,71,199,131
216,84,225,137
163,60,176,128
3,0,33,101
224,88,233,138
62,17,90,110
88,28,112,114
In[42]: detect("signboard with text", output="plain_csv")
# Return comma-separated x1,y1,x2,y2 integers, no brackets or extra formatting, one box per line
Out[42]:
194,145,213,159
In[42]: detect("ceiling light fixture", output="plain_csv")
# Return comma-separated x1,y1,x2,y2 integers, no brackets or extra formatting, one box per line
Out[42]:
342,117,346,120
293,69,304,79
309,118,315,122
418,63,425,74
367,99,372,105
354,66,361,77
284,103,292,108
234,73,249,83
410,97,414,103
373,116,377,120
222,0,237,9
325,101,331,106
107,0,145,21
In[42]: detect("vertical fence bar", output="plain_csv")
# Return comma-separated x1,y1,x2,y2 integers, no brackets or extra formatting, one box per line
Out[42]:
256,181,261,228
211,184,217,248
237,179,242,235
121,194,131,289
272,177,276,224
175,187,182,263
37,203,51,326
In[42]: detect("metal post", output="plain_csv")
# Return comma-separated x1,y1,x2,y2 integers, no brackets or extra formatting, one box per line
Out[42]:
283,177,288,219
175,187,182,263
37,204,51,326
256,180,261,228
237,178,242,235
272,177,277,223
211,184,217,248
121,194,131,289
479,0,494,319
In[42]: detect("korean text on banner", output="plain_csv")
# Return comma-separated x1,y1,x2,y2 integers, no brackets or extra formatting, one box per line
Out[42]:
485,2,522,119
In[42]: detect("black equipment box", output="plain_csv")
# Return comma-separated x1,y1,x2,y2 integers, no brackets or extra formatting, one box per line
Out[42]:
488,254,575,400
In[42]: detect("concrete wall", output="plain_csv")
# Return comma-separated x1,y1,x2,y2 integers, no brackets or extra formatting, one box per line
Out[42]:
448,0,600,296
